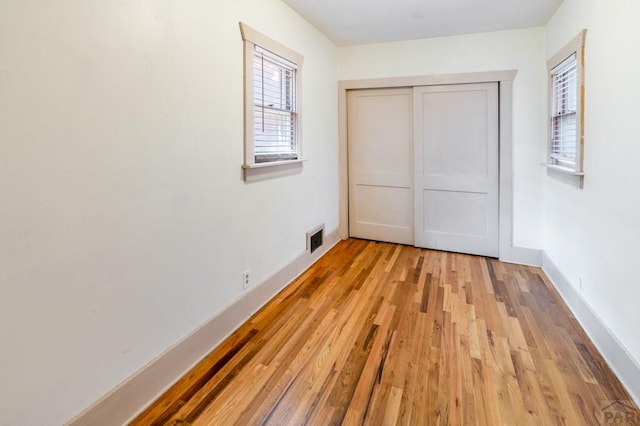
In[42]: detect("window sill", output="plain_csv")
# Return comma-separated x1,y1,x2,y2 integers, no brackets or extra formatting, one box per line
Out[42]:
242,159,305,169
542,163,584,188
541,163,584,176
243,159,305,182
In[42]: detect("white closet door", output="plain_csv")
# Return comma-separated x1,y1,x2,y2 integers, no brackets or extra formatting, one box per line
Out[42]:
348,88,414,245
413,83,499,257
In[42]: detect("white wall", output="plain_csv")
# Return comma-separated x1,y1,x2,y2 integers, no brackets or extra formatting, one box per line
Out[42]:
338,28,547,249
545,0,640,376
0,1,338,424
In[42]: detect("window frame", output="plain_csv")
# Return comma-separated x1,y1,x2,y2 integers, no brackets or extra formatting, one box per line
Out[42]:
545,29,587,186
240,23,304,180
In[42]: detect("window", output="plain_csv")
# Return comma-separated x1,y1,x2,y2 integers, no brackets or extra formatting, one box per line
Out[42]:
545,29,587,185
240,23,304,179
550,54,578,168
253,46,297,163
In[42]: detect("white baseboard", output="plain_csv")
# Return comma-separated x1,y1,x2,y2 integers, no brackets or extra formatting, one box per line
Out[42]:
67,229,341,426
542,252,640,406
499,245,542,266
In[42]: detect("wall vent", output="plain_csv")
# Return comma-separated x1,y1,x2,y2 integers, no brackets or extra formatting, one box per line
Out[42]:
306,224,325,254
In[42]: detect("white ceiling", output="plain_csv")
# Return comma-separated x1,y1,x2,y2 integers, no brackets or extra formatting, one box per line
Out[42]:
282,0,564,46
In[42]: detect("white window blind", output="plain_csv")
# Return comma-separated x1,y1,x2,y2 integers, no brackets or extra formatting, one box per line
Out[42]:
550,53,578,168
253,46,298,163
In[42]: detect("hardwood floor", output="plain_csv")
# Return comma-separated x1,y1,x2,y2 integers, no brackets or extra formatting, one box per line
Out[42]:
131,239,637,425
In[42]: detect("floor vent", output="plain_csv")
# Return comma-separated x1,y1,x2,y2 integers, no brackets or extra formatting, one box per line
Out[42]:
307,224,325,254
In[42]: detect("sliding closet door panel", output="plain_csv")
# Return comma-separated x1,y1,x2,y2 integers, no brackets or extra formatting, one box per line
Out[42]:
413,83,499,257
348,88,413,245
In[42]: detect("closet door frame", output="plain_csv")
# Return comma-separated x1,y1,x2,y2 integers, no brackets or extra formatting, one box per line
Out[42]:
338,70,540,265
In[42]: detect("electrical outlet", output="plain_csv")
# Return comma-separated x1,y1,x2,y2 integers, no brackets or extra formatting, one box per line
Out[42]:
242,270,250,289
